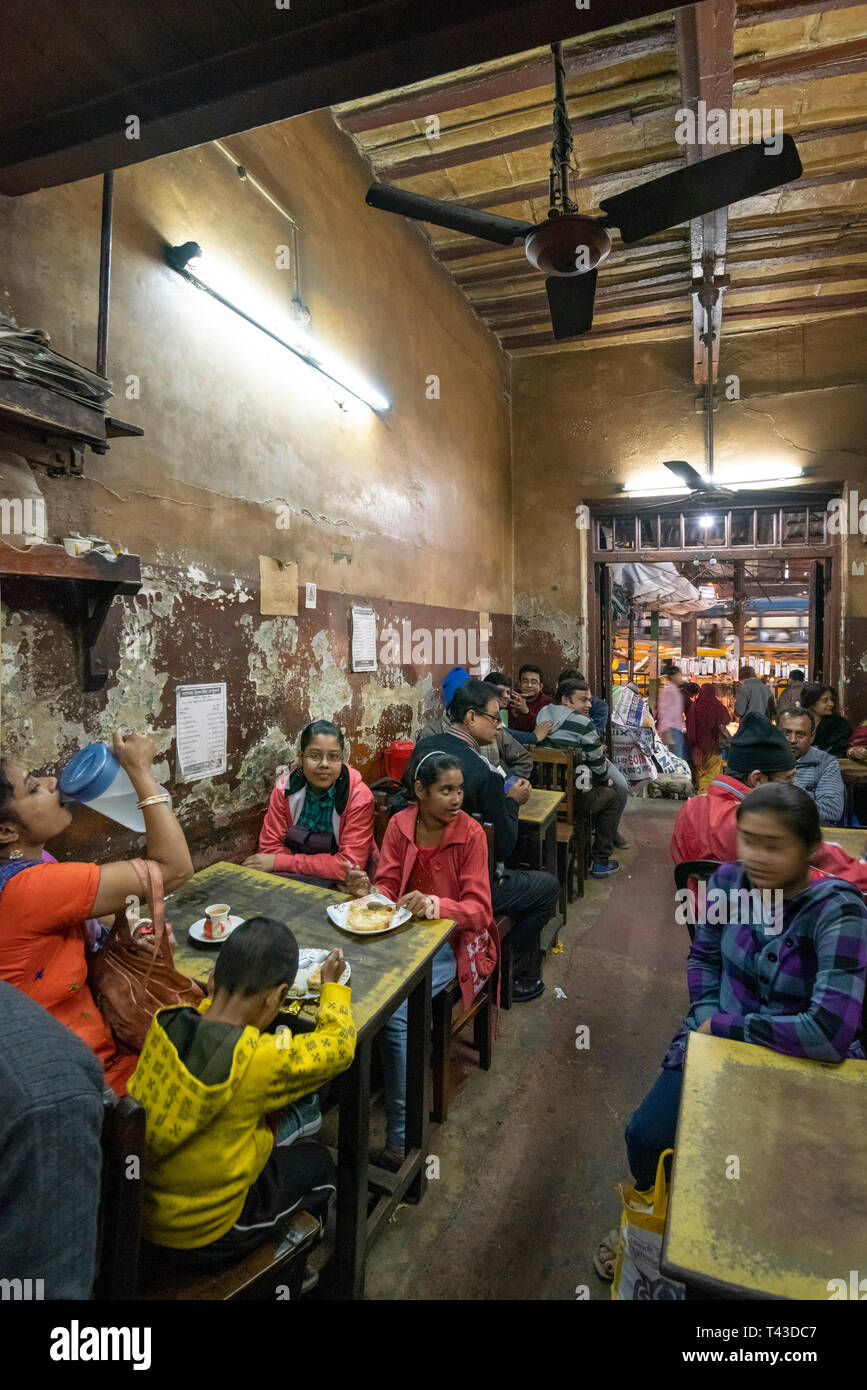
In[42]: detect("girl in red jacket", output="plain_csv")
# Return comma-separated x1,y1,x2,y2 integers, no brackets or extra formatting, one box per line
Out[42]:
345,750,497,1166
244,720,376,887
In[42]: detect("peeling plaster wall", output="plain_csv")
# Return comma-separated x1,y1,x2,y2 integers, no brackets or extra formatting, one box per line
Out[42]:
511,319,867,688
0,109,513,865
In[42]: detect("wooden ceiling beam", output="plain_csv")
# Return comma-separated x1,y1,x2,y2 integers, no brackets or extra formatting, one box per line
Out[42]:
375,102,678,179
676,0,736,387
339,28,676,133
444,153,683,211
736,0,867,25
436,233,688,263
501,309,693,348
501,288,867,349
734,36,867,87
0,0,693,195
455,247,691,287
472,266,692,312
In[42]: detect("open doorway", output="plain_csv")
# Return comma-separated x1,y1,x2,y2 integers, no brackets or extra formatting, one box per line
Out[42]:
588,493,838,717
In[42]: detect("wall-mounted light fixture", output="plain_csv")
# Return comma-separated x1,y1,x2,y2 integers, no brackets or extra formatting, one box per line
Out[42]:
164,241,389,412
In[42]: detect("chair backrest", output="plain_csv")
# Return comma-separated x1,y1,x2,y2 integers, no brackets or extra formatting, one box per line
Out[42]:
95,1094,146,1300
529,746,576,823
673,860,722,942
372,792,391,850
471,812,497,888
673,859,722,892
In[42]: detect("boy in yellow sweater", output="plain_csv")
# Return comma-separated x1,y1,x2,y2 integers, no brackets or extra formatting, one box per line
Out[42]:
128,916,355,1270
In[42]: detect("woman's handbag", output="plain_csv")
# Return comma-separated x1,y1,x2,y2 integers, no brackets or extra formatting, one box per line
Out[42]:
89,858,203,1053
611,1149,685,1301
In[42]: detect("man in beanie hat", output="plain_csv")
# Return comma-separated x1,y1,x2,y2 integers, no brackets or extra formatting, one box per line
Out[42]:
671,713,867,887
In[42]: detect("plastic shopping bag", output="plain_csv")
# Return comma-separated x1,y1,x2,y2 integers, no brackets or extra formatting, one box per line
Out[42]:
611,1149,685,1301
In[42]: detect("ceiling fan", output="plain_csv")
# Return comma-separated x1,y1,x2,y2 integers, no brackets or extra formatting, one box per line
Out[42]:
365,43,802,340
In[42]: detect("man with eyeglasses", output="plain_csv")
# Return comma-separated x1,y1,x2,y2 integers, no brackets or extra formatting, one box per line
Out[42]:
507,665,552,734
419,666,550,780
413,680,559,1002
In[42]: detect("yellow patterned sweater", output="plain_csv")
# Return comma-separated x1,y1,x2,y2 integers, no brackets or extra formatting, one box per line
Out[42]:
127,983,355,1248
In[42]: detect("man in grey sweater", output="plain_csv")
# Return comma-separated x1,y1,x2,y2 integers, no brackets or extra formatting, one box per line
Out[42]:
735,666,776,721
777,707,845,825
0,980,105,1298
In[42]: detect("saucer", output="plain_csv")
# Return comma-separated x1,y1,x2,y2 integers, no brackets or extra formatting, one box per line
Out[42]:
188,914,245,945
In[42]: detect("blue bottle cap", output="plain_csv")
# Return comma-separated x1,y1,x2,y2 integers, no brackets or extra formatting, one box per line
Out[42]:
59,743,119,801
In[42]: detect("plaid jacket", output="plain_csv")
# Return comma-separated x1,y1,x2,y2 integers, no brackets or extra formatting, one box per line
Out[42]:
663,859,867,1068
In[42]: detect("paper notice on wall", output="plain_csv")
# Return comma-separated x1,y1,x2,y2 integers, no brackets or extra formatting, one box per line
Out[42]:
176,683,227,783
259,556,298,615
351,606,377,672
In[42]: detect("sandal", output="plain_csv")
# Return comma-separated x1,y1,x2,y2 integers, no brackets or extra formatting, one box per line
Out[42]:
592,1227,621,1282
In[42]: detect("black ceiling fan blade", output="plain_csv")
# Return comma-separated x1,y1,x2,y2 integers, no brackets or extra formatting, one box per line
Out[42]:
366,184,534,246
664,460,709,490
545,270,598,340
599,135,802,243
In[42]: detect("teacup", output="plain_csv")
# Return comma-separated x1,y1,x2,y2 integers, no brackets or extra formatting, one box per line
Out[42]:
204,903,232,940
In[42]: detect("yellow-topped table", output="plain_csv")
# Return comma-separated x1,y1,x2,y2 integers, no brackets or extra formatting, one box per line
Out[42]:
661,1031,867,1299
168,861,455,1300
518,789,564,915
822,826,867,860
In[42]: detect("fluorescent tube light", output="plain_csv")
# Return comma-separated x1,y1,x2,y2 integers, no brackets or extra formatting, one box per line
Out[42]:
164,241,390,412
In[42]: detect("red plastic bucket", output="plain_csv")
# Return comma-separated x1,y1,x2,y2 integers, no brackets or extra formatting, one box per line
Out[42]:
385,739,415,781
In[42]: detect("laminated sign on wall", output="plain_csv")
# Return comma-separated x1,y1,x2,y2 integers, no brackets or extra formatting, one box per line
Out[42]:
351,606,377,673
176,683,227,783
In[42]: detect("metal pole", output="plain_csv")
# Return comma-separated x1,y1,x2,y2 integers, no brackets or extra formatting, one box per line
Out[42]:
96,172,114,378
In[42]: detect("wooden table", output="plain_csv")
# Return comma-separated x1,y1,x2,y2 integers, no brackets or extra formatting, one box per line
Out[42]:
836,757,867,826
661,1031,867,1299
518,789,564,879
169,861,455,1300
823,825,867,859
518,788,566,929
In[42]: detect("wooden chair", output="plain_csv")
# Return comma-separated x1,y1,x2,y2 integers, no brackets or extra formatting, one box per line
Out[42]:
97,1073,321,1300
372,791,391,850
529,746,589,905
431,815,498,1123
673,860,723,942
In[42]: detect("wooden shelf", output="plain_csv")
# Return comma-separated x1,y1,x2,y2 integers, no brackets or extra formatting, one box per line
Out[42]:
0,538,141,587
0,378,144,451
0,538,142,689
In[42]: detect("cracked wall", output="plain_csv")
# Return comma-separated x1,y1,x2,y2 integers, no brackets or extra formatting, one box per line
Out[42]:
0,108,513,866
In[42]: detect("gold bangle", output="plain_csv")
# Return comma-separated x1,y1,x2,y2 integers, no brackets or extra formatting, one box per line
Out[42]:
136,793,171,809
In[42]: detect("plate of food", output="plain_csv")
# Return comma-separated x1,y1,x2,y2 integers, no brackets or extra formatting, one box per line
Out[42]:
287,948,351,1002
327,893,411,936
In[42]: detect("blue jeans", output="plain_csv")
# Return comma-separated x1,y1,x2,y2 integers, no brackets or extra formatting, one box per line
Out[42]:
380,941,457,1152
661,729,689,763
624,1066,683,1190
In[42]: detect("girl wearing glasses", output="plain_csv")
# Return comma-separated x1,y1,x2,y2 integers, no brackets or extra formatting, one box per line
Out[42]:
244,720,376,887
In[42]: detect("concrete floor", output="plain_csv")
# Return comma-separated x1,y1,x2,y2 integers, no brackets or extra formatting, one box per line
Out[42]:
361,797,688,1301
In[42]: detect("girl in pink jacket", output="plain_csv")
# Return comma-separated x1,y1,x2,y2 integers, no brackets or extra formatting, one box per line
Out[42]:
244,721,376,887
345,750,497,1164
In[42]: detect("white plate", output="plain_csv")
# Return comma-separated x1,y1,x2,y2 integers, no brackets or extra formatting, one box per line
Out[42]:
188,914,245,944
327,893,411,936
286,947,352,1002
